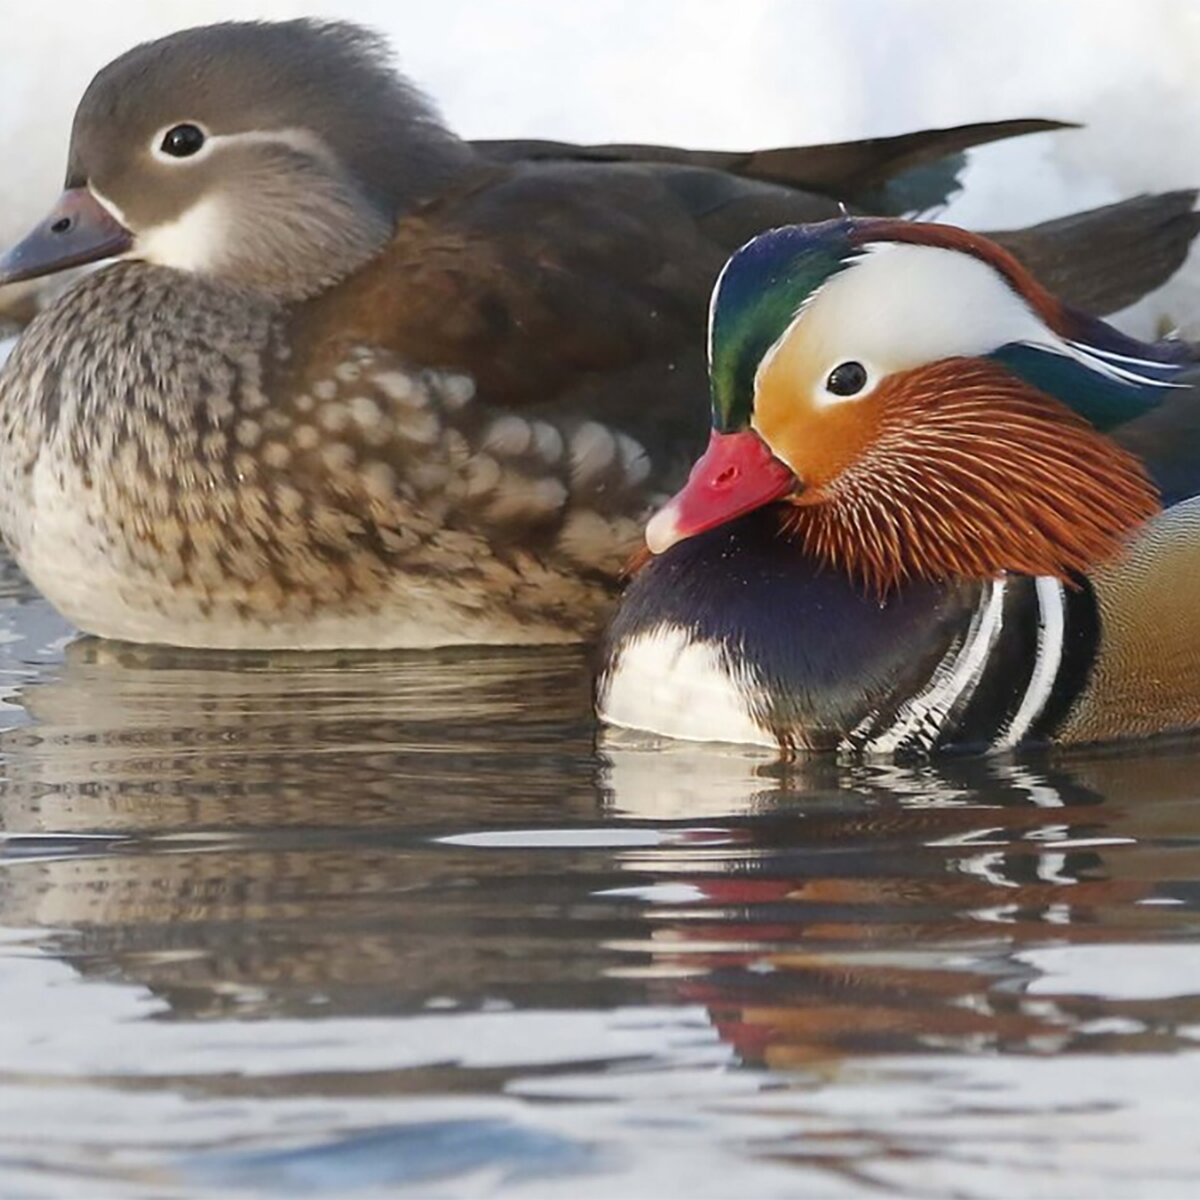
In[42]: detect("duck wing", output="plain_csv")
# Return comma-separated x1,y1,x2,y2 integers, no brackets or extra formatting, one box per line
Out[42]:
1112,368,1200,506
474,118,1069,214
482,129,1199,317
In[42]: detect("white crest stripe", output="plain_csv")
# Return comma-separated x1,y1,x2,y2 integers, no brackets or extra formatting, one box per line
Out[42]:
1051,338,1187,389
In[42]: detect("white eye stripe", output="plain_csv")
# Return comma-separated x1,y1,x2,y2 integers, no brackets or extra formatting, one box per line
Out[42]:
748,238,1189,420
148,125,332,166
793,242,1052,377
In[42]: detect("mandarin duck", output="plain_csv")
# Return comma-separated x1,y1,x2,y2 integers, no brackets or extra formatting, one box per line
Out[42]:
0,20,1196,649
597,218,1200,755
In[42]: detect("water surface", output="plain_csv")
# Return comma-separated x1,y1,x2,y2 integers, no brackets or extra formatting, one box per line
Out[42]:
0,562,1198,1198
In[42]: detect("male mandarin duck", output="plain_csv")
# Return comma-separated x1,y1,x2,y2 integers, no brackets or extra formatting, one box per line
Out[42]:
597,218,1200,755
0,20,1196,649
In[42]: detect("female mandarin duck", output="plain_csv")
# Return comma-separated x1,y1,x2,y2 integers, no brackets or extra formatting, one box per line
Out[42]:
0,20,1195,649
597,218,1200,754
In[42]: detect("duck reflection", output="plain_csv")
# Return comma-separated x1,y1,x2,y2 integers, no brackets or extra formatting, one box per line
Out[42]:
603,739,1200,1063
0,630,611,1021
0,616,1198,1078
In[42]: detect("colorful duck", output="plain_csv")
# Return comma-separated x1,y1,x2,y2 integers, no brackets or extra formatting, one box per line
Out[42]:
598,218,1200,754
0,20,1194,649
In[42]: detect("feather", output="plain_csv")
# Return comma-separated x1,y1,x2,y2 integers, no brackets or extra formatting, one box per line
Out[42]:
779,358,1160,593
473,119,1071,214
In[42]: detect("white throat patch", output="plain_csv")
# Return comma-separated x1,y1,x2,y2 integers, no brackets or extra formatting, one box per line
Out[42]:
134,196,227,274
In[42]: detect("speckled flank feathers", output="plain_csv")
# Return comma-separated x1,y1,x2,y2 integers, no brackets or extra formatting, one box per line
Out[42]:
0,264,654,647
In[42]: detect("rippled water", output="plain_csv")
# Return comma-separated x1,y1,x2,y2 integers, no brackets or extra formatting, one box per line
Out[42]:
0,562,1199,1198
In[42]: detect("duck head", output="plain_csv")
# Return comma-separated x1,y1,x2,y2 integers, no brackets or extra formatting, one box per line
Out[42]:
0,20,473,300
647,218,1189,591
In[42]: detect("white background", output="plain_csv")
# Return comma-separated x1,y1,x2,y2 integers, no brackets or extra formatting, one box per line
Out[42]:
2,0,1198,332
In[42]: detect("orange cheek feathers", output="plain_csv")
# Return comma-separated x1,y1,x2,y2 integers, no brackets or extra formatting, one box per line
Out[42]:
752,356,880,495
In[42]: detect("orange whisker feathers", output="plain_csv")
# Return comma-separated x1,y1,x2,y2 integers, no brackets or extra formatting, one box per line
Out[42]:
780,358,1160,593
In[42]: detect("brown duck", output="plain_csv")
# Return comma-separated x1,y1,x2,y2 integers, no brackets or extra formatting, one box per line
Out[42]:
0,18,1194,648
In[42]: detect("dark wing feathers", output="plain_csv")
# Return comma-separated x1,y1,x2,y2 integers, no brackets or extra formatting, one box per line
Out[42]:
298,161,724,459
990,190,1200,317
476,121,1198,318
474,118,1071,214
1112,366,1200,506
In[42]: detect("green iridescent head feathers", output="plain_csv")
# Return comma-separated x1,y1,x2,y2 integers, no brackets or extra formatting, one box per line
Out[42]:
707,219,857,432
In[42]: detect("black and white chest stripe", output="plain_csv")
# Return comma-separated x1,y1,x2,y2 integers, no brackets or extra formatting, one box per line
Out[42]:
596,525,1100,757
845,574,1098,757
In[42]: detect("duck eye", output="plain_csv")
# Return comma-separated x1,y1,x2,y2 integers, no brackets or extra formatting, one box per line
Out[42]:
160,123,206,158
825,361,868,397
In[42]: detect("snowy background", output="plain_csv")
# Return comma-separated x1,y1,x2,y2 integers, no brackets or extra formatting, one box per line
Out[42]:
1,0,1198,333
